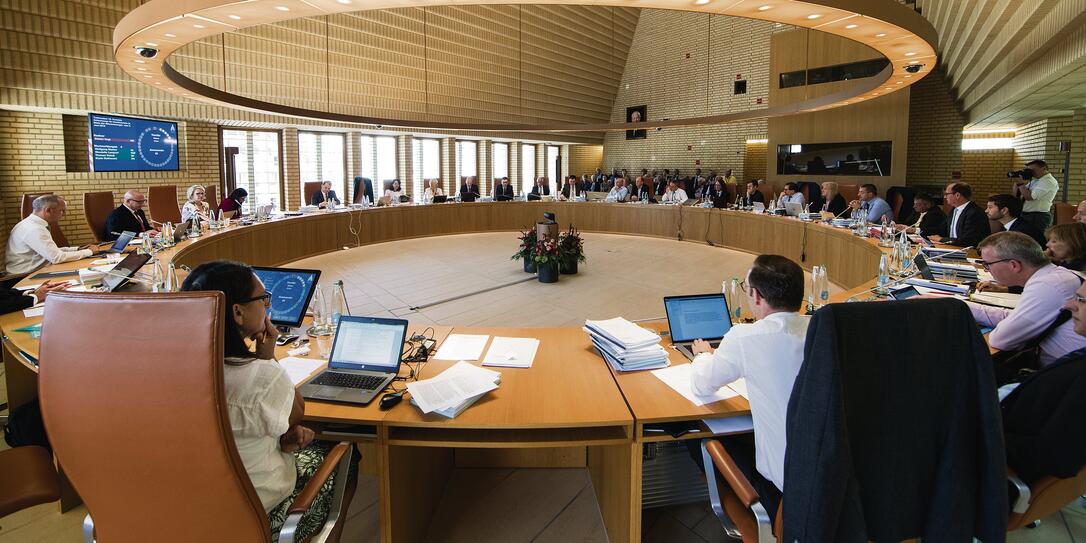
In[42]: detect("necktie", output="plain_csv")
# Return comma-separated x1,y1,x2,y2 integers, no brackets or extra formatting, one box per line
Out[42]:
135,212,145,230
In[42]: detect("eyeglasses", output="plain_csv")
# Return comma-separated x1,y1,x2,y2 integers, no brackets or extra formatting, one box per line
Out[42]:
1073,294,1086,304
128,198,147,204
239,292,272,306
977,258,1015,270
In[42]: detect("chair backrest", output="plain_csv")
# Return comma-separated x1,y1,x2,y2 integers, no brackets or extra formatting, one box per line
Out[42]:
205,184,218,212
303,181,322,207
83,191,115,243
1008,467,1086,530
38,292,269,541
147,185,182,224
890,192,904,220
837,184,859,203
988,219,1002,236
941,203,954,216
1054,202,1076,225
21,192,70,247
758,184,774,204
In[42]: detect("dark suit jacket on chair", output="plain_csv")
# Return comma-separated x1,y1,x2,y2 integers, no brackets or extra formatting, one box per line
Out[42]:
103,205,153,241
1007,218,1047,248
310,190,340,207
459,184,481,202
901,206,948,237
945,201,990,248
494,184,515,201
352,177,374,204
739,191,765,207
0,287,35,315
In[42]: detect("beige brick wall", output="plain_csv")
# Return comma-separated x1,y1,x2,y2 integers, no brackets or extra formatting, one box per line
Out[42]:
568,145,604,178
961,149,1016,203
743,142,767,182
601,11,773,181
0,110,219,269
906,66,964,186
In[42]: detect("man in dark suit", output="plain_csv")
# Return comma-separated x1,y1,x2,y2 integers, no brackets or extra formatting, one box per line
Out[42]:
104,189,156,241
527,177,550,201
310,181,341,208
0,282,68,315
739,180,765,207
986,193,1046,247
459,176,481,202
494,177,515,201
896,193,947,237
352,176,375,205
932,182,989,248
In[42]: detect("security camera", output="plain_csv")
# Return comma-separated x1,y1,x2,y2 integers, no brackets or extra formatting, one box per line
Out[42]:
135,46,158,59
376,124,383,129
904,63,924,74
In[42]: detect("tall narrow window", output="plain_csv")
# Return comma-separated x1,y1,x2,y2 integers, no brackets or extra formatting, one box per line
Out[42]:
521,144,536,195
493,142,509,193
222,129,282,212
412,138,440,202
298,132,345,205
546,145,560,195
360,135,398,200
456,140,478,193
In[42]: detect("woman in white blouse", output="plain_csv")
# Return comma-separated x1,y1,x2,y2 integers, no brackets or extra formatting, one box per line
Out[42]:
180,261,356,540
384,179,405,206
423,179,444,201
181,185,210,223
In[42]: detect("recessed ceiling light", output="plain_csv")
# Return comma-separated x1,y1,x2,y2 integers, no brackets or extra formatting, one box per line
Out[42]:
904,52,916,56
758,5,771,11
137,67,147,71
337,0,352,4
229,14,241,20
694,0,711,5
885,87,893,91
908,60,921,65
154,82,161,85
896,82,903,84
165,33,176,38
193,24,205,28
134,59,145,63
143,75,152,78
872,92,879,95
845,24,858,29
275,5,290,11
806,14,822,19
875,33,886,37
145,42,158,46
904,75,913,78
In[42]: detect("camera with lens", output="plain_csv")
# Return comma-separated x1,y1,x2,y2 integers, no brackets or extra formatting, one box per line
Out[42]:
135,46,158,59
904,63,924,74
1006,168,1033,181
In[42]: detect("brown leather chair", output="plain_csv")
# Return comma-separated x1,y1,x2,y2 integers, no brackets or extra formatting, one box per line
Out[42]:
838,184,859,203
20,192,70,247
303,181,322,207
702,440,781,542
147,185,182,224
757,184,774,205
890,192,904,221
1008,467,1086,531
1054,202,1076,225
38,292,354,542
941,203,954,216
82,191,115,243
0,445,62,518
205,184,218,212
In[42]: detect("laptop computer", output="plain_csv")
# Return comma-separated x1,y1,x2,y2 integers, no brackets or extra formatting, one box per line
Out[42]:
432,195,448,203
784,201,803,217
102,252,152,292
682,198,698,206
664,293,733,361
914,253,935,280
172,220,190,242
93,230,136,256
300,316,409,405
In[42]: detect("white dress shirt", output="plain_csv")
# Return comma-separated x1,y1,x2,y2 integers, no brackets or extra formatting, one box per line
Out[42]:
607,185,629,202
966,264,1086,365
1022,173,1058,213
779,192,805,206
949,201,970,239
662,188,689,204
689,311,810,491
5,214,93,275
1003,218,1016,231
181,200,209,223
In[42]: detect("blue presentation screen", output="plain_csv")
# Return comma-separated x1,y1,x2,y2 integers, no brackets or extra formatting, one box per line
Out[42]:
89,113,179,172
665,295,732,342
252,267,321,328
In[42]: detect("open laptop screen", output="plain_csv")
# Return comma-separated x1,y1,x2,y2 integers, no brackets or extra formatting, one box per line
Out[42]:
102,252,151,292
252,266,321,328
328,317,408,372
664,293,732,343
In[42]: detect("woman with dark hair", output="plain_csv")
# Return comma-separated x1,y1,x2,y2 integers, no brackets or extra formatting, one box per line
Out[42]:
181,260,355,540
218,187,248,219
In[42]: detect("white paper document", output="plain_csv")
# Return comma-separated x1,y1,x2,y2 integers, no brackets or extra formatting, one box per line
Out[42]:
23,305,44,318
702,415,754,435
651,364,740,406
279,357,326,385
481,337,540,368
407,362,500,414
433,334,490,361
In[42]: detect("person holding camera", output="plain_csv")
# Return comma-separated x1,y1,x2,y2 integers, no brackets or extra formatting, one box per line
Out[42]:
1013,159,1059,231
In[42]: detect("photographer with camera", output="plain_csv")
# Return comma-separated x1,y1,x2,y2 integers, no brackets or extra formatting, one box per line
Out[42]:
1011,159,1059,231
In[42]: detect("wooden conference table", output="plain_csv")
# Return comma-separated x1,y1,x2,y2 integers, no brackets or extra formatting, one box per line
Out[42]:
2,201,897,542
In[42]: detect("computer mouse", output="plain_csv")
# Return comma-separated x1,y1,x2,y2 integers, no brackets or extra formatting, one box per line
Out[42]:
379,392,404,410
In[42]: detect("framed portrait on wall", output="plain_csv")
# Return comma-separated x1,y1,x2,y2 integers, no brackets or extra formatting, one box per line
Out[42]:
625,105,647,140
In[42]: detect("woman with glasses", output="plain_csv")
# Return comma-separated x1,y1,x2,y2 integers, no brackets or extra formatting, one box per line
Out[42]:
181,261,356,540
181,185,210,223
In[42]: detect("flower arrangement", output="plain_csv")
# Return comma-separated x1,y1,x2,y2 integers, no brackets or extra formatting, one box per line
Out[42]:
532,237,562,265
511,228,537,261
558,226,586,264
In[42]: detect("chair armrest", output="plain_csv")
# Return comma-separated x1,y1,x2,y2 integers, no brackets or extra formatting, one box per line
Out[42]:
287,442,350,515
1008,470,1031,514
704,440,760,508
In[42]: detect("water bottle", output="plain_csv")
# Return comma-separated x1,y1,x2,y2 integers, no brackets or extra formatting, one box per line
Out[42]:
330,280,346,330
150,259,165,292
308,286,330,336
768,199,776,212
876,254,890,295
728,278,743,321
818,266,830,306
808,266,820,311
190,214,202,237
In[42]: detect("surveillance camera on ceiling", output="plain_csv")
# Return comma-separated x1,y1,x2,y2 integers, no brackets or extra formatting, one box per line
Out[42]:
904,63,924,74
135,46,158,59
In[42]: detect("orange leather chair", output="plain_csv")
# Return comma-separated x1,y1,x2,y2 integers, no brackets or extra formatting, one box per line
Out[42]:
757,184,774,205
20,192,70,247
1054,202,1076,225
1008,467,1086,531
0,445,62,518
38,292,354,542
303,181,322,207
837,184,859,204
702,440,781,542
147,185,182,224
205,184,218,213
82,191,115,243
890,192,904,221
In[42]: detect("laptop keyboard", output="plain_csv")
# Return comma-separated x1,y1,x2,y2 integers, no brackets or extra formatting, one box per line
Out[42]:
310,372,386,390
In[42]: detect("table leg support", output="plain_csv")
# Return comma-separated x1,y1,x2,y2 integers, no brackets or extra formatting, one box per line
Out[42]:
587,442,640,543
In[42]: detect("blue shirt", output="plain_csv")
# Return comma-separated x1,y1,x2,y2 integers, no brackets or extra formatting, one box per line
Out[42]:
861,196,894,223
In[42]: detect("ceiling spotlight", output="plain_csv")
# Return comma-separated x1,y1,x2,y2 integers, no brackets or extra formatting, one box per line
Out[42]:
806,14,822,19
904,75,913,78
143,75,152,78
758,5,771,11
905,52,916,56
845,24,858,29
694,0,711,5
229,14,241,20
165,33,176,38
134,59,145,63
154,82,161,85
193,24,205,28
337,0,352,4
275,5,290,11
885,87,892,91
875,33,886,37
137,67,147,71
145,42,158,47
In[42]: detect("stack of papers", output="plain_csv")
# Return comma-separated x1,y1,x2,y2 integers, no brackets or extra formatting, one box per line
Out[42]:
584,317,670,372
922,247,968,261
970,291,1021,309
481,337,539,368
433,334,489,361
928,261,979,280
407,362,501,418
279,357,326,385
905,277,970,295
651,364,749,406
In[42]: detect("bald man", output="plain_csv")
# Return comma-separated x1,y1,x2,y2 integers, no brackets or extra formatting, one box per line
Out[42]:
104,189,156,241
1073,201,1086,224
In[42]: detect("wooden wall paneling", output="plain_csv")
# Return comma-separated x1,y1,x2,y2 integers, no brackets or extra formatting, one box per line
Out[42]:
383,443,455,543
587,442,639,543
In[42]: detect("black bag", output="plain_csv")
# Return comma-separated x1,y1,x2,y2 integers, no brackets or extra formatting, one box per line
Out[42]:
3,399,51,451
991,309,1071,386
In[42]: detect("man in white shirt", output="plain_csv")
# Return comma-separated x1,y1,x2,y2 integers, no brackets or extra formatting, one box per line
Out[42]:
606,177,630,202
967,231,1086,365
777,182,805,207
6,194,94,275
661,179,689,204
687,254,810,524
1014,159,1059,231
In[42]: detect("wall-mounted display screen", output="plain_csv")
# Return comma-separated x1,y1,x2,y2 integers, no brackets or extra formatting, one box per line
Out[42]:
89,113,179,172
776,141,892,176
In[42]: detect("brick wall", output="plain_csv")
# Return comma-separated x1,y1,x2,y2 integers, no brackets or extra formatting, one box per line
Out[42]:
961,149,1016,203
568,145,604,177
743,142,767,181
0,110,219,269
1067,109,1086,204
601,11,772,181
906,66,964,186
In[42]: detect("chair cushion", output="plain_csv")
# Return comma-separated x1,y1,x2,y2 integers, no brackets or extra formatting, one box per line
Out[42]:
0,446,61,518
